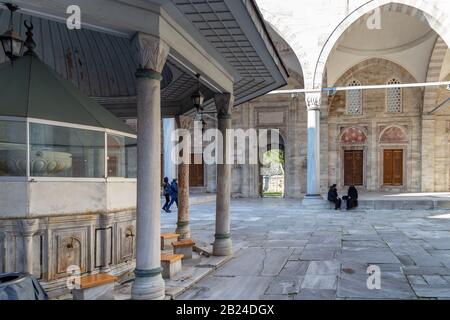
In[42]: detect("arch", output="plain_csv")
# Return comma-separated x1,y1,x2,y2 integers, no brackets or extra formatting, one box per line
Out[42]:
260,11,308,87
340,127,368,144
379,125,408,143
423,37,449,114
313,0,450,89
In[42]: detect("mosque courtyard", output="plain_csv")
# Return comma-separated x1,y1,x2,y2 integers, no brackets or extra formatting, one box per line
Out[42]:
158,198,450,300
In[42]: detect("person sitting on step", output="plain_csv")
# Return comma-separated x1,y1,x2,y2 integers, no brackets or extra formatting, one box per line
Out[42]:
327,184,342,210
346,185,359,210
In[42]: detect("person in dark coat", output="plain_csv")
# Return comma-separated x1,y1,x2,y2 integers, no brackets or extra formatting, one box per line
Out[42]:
327,184,342,210
168,179,178,211
346,185,359,210
162,177,171,213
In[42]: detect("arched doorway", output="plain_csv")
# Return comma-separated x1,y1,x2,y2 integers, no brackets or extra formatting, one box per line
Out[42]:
259,133,286,198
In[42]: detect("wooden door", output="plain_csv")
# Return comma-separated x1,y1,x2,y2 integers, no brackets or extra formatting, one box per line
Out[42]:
383,149,403,186
344,150,363,186
189,154,204,187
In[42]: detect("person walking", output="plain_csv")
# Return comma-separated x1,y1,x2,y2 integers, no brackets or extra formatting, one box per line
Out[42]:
167,179,178,211
162,177,171,213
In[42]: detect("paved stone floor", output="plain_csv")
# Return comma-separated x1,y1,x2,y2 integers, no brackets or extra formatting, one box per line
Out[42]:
161,198,450,300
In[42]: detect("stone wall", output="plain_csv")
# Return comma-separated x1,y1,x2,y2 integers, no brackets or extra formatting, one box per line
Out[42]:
0,180,137,297
327,58,423,192
229,75,307,199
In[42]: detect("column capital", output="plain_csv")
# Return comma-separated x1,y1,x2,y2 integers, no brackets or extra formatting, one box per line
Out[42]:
175,115,193,130
19,219,39,236
305,92,321,111
214,93,234,119
133,32,169,74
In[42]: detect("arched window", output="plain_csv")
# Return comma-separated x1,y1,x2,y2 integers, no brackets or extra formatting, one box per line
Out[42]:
346,80,362,115
386,78,402,113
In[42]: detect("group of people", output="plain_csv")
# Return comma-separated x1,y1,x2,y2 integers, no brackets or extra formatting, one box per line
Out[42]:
328,184,359,210
162,177,178,213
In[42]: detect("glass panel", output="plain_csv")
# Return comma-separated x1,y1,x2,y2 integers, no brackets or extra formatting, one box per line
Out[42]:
29,123,105,178
0,120,27,176
107,134,137,178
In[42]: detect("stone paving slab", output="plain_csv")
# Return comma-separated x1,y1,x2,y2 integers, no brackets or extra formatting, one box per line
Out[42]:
177,276,273,300
167,199,450,300
337,272,416,299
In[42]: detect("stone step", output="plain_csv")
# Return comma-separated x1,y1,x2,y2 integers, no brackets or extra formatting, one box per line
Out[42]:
161,253,184,279
301,197,333,209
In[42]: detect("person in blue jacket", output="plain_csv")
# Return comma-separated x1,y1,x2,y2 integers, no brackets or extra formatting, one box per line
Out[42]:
162,177,172,213
168,179,179,211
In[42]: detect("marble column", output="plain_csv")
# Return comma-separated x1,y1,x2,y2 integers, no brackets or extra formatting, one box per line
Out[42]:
99,214,112,273
175,115,193,240
131,33,169,300
305,92,321,197
163,118,177,181
213,93,234,256
20,219,39,274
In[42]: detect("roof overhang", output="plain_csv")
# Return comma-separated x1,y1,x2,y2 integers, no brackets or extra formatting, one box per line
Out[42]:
2,0,288,116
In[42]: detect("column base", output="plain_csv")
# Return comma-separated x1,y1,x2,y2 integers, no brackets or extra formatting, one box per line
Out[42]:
302,194,329,209
176,221,190,240
213,235,233,256
131,269,165,300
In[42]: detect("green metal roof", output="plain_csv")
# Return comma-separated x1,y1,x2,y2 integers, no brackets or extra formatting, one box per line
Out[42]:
0,53,134,134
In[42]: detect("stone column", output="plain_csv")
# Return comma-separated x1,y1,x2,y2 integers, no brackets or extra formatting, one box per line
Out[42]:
304,92,322,197
131,33,169,300
163,118,177,181
175,115,193,240
20,219,39,274
213,93,234,256
99,214,112,273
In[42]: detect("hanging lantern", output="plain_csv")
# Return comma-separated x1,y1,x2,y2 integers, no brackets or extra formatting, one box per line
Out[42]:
0,3,25,61
191,74,205,112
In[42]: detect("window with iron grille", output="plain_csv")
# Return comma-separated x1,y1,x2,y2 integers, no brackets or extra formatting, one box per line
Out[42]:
386,78,402,113
346,80,362,115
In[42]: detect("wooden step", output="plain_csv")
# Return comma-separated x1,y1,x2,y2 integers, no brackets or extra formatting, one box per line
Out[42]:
161,233,180,250
172,239,195,248
160,253,184,279
80,273,117,289
172,239,195,259
161,253,184,263
72,273,117,300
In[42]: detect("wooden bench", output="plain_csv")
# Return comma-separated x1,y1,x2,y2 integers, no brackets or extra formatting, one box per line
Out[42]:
72,273,117,300
161,233,180,250
172,239,196,259
161,253,184,279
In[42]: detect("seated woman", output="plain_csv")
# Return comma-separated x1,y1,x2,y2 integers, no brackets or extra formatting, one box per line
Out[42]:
327,184,342,210
346,185,359,210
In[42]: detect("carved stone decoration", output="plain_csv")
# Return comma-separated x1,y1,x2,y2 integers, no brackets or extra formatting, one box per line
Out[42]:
95,227,112,269
56,236,82,275
0,232,4,273
305,92,321,111
215,93,234,119
380,126,408,143
341,127,367,144
133,33,169,73
176,115,193,131
119,225,135,263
